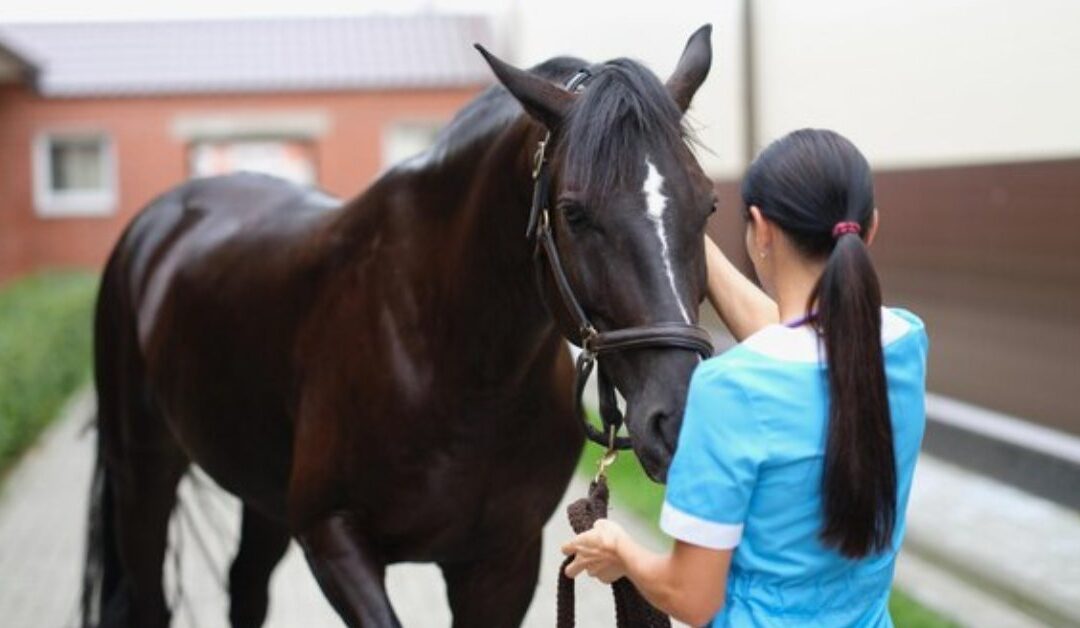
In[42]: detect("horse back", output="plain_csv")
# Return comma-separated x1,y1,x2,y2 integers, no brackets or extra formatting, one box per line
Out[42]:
101,172,341,516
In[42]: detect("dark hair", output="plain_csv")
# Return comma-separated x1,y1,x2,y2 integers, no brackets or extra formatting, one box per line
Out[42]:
741,128,895,558
554,58,689,200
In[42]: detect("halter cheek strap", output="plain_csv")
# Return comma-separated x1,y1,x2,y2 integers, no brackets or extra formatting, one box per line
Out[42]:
538,70,684,628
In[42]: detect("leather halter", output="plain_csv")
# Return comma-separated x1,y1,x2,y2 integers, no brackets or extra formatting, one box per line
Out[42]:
528,70,714,450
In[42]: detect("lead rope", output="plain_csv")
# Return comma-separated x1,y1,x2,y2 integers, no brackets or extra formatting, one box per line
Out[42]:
539,67,699,628
556,438,671,628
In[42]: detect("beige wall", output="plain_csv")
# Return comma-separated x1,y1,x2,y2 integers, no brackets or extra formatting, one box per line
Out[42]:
504,0,746,178
753,0,1080,169
499,0,1080,174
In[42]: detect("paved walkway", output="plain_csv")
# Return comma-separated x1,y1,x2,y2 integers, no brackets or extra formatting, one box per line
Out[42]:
0,389,684,627
4,388,1078,627
900,456,1080,627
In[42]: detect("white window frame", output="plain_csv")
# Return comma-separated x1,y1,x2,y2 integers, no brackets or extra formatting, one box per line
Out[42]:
32,129,118,218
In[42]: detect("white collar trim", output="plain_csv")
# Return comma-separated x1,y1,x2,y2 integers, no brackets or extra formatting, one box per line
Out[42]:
740,307,912,363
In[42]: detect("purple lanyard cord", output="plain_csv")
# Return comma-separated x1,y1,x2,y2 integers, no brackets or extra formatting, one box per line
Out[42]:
784,311,818,329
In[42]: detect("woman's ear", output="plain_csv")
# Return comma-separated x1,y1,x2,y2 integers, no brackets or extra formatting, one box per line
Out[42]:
748,205,772,255
866,209,880,247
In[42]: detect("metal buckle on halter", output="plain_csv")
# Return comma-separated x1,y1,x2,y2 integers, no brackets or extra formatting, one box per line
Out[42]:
579,324,599,357
538,208,550,230
566,68,592,93
532,134,550,180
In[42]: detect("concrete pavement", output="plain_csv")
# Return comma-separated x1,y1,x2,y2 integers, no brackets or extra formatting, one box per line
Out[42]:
0,388,683,628
3,387,1078,627
900,455,1080,627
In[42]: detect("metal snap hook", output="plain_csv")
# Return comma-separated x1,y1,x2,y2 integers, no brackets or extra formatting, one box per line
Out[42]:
594,431,619,483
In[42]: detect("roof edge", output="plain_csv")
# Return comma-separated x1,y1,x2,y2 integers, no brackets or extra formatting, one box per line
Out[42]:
0,38,39,86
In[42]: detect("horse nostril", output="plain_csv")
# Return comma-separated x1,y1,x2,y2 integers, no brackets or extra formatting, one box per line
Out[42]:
647,410,677,455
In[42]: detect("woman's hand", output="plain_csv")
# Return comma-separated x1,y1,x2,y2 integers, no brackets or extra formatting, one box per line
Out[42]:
561,519,629,584
562,518,733,625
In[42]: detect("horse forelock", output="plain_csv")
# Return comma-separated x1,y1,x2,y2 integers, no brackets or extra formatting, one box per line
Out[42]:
555,58,692,203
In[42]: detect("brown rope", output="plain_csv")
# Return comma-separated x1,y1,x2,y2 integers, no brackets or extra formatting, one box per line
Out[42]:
557,477,671,628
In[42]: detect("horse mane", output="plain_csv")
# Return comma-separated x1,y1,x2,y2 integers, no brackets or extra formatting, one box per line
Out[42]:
398,55,689,191
395,56,589,172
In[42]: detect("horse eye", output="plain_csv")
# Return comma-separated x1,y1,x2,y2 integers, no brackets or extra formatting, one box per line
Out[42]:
709,197,718,215
561,202,590,231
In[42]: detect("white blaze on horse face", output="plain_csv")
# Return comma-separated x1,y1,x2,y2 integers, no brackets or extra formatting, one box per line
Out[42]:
643,159,692,323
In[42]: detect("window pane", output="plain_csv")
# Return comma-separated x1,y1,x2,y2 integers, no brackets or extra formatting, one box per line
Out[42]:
189,140,316,186
49,138,105,191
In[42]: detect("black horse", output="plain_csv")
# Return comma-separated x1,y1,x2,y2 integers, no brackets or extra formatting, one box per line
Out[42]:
84,26,715,627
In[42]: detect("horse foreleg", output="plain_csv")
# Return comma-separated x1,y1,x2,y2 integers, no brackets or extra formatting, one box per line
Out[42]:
228,505,291,628
297,514,401,627
440,535,543,628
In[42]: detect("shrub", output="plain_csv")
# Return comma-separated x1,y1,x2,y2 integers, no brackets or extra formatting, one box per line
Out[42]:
0,270,98,477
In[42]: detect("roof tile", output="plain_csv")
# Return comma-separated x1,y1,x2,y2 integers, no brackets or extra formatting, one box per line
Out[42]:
0,14,493,97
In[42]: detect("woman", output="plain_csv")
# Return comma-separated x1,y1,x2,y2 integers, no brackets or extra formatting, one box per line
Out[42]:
562,128,928,627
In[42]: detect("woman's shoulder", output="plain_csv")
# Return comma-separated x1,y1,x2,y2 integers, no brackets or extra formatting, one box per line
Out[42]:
691,330,817,398
725,322,822,366
697,336,785,376
697,308,926,378
687,349,766,405
885,306,926,334
882,306,928,353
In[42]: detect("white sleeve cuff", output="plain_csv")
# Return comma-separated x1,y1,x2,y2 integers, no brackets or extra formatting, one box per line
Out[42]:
660,501,744,550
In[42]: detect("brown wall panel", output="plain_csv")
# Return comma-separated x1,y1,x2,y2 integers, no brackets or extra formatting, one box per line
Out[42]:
708,159,1080,435
873,159,1080,436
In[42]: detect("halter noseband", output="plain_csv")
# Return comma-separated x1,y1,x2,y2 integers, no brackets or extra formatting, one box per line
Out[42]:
528,69,714,450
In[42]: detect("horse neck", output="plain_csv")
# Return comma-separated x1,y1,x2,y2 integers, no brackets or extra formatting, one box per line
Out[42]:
448,119,543,278
439,118,563,362
328,115,563,380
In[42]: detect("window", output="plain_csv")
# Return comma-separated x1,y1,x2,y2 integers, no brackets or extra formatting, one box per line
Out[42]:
188,139,317,187
382,121,443,169
33,131,117,217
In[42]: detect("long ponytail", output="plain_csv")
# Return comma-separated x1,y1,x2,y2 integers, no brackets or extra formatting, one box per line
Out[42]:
813,231,895,558
741,128,895,558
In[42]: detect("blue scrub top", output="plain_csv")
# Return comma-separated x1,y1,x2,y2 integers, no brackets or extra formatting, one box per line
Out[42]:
661,308,928,627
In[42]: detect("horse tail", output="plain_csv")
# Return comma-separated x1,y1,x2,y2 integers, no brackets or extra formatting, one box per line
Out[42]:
82,247,134,628
82,431,124,627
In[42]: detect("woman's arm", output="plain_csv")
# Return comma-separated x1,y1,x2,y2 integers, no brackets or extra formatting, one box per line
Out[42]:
562,519,731,627
704,234,779,340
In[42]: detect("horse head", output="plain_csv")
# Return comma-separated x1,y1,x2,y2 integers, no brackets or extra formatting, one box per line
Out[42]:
478,26,716,482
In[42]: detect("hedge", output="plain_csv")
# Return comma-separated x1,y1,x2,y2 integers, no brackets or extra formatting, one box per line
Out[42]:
0,271,98,477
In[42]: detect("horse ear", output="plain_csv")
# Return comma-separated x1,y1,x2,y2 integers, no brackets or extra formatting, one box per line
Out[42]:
666,24,713,112
474,44,574,130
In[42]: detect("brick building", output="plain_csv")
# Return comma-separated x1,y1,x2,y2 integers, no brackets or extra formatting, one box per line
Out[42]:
0,15,489,281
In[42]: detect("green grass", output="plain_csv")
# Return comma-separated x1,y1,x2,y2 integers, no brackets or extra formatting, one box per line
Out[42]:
0,270,98,478
576,437,667,531
889,589,959,627
576,438,958,627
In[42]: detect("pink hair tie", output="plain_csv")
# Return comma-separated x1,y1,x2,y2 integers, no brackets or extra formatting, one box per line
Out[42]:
832,221,862,238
